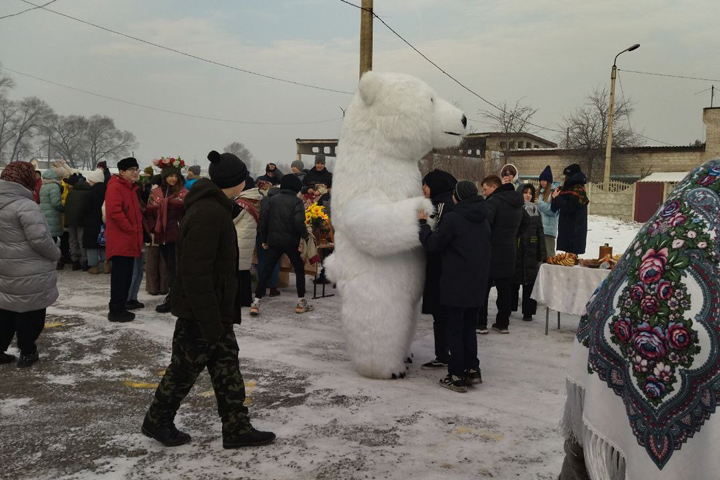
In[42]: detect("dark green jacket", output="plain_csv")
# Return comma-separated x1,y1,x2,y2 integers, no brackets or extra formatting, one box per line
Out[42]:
64,180,91,227
171,178,240,342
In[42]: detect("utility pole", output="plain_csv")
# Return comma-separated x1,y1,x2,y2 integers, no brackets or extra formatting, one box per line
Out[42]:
712,85,715,108
359,0,373,78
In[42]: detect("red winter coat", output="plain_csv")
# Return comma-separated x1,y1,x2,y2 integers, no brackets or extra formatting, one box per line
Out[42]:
105,175,143,259
33,178,42,204
145,185,187,245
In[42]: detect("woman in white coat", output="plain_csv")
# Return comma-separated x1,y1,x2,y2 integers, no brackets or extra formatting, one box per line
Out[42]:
233,178,264,307
0,162,61,368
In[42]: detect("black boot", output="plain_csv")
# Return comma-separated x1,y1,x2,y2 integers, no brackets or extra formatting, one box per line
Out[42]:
223,428,276,449
72,260,82,271
108,310,135,323
17,351,39,368
155,294,172,313
141,416,191,447
0,352,17,364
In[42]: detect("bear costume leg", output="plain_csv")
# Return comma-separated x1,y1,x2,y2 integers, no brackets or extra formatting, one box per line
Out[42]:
340,273,418,379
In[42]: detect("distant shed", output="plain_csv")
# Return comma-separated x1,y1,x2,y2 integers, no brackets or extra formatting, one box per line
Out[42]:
634,171,688,223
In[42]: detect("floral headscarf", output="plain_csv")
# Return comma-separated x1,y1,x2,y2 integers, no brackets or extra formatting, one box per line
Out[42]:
0,161,37,192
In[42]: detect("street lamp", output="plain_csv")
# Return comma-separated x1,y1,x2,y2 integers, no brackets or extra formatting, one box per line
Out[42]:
603,43,640,187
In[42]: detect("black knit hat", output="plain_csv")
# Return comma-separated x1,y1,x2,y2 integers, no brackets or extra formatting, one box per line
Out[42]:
117,157,139,171
563,163,582,177
423,169,457,197
453,180,478,202
280,173,302,193
207,150,248,189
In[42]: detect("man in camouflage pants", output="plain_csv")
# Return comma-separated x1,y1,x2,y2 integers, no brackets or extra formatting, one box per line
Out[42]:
142,150,275,448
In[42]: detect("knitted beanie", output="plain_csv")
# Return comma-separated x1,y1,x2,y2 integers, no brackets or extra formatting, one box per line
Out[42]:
314,154,326,165
0,161,36,192
117,157,139,171
86,169,105,184
563,163,582,177
188,165,201,176
453,180,478,202
207,150,248,189
291,160,304,171
280,173,302,194
422,169,457,197
539,165,553,183
65,173,80,186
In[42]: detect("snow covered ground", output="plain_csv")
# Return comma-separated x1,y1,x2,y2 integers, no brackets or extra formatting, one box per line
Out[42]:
0,215,641,480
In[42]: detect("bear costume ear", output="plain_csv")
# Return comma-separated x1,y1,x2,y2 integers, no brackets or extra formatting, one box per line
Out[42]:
358,71,383,107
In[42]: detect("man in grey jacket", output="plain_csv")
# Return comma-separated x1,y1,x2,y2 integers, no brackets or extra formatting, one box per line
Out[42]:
0,162,61,368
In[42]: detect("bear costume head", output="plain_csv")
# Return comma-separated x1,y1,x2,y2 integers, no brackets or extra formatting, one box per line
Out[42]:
341,71,467,162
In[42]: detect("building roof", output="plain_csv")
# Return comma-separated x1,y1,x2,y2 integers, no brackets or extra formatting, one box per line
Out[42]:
466,132,557,148
638,172,689,183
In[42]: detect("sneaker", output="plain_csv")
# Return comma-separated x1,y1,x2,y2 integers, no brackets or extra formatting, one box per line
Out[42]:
268,288,281,297
522,315,533,322
126,300,145,310
108,310,135,323
491,324,509,334
476,326,489,335
250,299,260,317
439,374,468,393
88,266,99,275
17,351,39,368
467,368,483,385
295,298,314,314
421,359,448,370
0,352,17,364
141,417,192,447
223,428,276,449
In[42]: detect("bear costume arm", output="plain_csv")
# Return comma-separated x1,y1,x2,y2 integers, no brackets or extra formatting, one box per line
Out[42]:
336,191,434,257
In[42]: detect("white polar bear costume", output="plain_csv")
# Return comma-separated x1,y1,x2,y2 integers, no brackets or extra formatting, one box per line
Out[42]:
324,72,466,379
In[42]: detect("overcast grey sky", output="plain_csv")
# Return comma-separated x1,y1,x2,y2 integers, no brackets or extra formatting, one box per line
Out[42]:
1,0,718,171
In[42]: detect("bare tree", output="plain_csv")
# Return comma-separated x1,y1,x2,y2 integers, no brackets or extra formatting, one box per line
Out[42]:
224,141,260,175
5,97,54,163
84,115,137,169
45,115,89,168
0,96,20,166
559,86,641,182
481,98,538,172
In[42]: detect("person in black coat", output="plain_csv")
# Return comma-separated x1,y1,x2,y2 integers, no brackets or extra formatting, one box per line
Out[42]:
252,174,311,316
511,184,547,321
302,154,333,192
419,169,457,370
82,172,107,274
256,163,282,186
551,164,589,255
419,181,491,392
477,175,529,334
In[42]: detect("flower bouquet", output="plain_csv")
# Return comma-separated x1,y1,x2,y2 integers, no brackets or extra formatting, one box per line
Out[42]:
305,203,331,243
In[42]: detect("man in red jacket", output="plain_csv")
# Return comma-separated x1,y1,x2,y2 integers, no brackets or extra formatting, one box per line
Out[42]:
105,157,143,323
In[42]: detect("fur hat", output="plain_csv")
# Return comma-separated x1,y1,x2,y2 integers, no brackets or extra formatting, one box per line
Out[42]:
314,154,326,165
539,165,553,183
453,180,478,202
291,160,305,171
0,161,36,192
86,169,105,184
117,157,139,171
188,165,201,176
422,169,457,197
500,164,518,180
207,150,247,189
280,173,302,194
563,163,582,177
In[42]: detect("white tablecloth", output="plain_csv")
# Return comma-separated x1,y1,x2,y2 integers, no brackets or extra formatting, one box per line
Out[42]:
531,264,611,316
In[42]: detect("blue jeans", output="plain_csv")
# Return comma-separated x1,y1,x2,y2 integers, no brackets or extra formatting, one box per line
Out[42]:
128,253,144,302
255,236,279,288
86,248,106,268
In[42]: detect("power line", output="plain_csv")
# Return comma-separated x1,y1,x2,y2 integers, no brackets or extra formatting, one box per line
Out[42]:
616,71,675,146
2,66,343,126
338,0,566,137
0,0,57,20
619,69,720,84
18,0,354,95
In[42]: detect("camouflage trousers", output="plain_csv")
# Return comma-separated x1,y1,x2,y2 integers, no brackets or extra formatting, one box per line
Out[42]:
145,319,251,437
